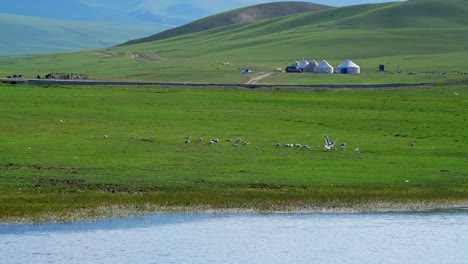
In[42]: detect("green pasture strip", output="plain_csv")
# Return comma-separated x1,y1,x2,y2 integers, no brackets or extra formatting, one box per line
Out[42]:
0,84,467,222
1,25,467,83
2,50,467,85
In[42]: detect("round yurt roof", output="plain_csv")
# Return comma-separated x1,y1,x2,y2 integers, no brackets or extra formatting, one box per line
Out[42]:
298,59,309,69
316,60,333,69
315,60,334,73
337,59,360,69
309,59,318,66
304,60,318,72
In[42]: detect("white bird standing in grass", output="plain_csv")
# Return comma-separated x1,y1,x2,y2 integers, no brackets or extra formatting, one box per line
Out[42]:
354,148,360,154
104,134,108,139
199,137,204,142
243,140,250,146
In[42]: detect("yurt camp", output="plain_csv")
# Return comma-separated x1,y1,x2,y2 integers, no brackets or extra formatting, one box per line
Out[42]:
337,59,361,74
304,60,319,73
315,60,334,74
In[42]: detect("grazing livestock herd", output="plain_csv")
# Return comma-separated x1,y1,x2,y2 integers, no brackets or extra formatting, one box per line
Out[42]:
42,73,88,80
5,73,23,79
3,73,88,80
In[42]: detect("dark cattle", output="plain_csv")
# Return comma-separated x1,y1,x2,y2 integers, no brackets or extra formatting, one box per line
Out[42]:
37,75,41,79
7,76,11,78
43,73,88,80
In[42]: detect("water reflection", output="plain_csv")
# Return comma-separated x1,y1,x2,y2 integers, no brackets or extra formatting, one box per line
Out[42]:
1,210,468,264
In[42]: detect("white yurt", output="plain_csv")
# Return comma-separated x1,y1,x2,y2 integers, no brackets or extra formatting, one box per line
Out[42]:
315,60,334,74
337,59,361,74
304,60,319,73
298,59,309,70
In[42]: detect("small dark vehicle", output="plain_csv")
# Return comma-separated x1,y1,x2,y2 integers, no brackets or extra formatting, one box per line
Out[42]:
285,66,303,73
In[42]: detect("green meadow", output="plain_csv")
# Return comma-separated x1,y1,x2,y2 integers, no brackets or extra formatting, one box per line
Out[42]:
0,0,467,222
0,83,467,222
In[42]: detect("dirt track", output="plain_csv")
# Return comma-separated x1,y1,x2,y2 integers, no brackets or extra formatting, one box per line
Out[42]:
1,78,433,89
246,73,273,85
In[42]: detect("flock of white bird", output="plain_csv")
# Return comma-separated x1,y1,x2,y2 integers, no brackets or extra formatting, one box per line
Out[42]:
180,134,361,153
101,132,418,153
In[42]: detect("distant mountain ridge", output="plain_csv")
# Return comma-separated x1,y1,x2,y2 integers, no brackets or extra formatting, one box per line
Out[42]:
121,1,332,46
0,0,191,26
0,13,168,56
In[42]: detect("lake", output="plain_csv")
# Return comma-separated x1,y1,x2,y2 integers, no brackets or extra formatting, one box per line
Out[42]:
1,210,468,264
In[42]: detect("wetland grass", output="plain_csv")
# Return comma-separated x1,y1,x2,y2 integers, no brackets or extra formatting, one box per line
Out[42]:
0,84,467,222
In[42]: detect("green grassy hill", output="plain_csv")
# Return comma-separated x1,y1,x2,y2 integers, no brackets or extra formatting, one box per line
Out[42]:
122,1,332,45
0,13,169,56
1,0,467,84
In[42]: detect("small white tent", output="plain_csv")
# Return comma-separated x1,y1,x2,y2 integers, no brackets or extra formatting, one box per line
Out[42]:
315,60,334,74
337,59,360,74
304,60,319,73
298,59,309,70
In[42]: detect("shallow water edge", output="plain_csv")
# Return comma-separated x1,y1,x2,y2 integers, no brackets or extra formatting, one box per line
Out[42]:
3,200,468,224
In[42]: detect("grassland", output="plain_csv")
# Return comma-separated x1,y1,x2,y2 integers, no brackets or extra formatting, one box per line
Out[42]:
0,0,467,223
0,82,467,222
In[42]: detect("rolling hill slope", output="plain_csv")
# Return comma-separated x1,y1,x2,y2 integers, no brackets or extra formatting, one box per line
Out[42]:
119,0,468,63
0,13,170,56
1,0,467,84
122,1,332,45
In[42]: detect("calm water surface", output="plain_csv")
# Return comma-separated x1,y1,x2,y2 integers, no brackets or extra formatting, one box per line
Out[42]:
1,210,467,264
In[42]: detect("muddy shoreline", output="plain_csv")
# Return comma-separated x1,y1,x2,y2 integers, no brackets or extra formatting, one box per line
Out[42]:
3,201,468,224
